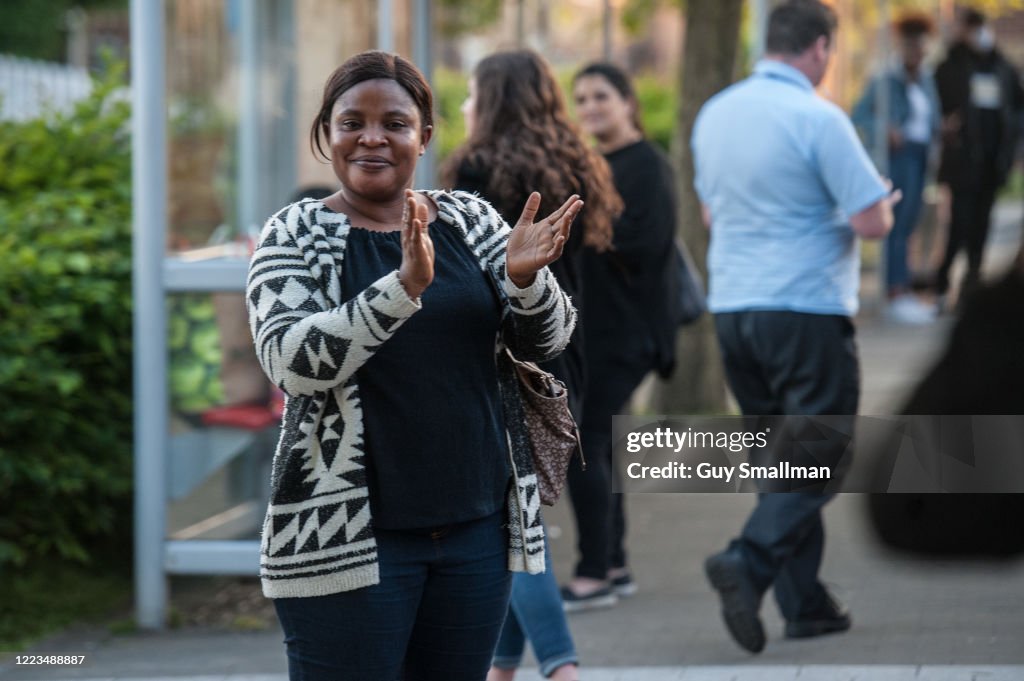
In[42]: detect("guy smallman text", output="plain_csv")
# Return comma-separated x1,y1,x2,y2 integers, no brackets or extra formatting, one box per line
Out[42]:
612,415,1024,494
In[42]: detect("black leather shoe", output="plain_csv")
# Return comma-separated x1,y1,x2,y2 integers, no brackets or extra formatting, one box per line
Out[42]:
785,591,851,639
704,552,766,653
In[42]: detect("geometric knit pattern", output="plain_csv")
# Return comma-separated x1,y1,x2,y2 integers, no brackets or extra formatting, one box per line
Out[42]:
246,190,576,598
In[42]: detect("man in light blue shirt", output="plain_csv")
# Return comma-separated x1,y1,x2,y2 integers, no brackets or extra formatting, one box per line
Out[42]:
691,0,898,655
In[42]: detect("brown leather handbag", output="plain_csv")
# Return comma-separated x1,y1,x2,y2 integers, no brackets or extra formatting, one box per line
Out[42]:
506,348,584,506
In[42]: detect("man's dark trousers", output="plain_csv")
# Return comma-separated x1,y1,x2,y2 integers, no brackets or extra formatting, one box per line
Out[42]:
714,310,859,621
936,184,1000,296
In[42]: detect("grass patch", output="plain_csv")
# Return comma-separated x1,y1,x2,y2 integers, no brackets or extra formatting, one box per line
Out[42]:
999,165,1023,200
0,554,132,653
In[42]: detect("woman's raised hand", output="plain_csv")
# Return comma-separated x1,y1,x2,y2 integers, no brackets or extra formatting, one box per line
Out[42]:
505,192,583,288
398,189,434,299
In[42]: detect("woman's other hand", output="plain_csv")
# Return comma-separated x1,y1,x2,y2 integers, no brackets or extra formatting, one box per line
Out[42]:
506,192,583,288
399,189,434,299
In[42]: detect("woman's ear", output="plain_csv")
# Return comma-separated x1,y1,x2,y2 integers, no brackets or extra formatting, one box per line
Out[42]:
420,125,434,155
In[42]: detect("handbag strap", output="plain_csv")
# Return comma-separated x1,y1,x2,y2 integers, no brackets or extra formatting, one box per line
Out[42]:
482,262,516,348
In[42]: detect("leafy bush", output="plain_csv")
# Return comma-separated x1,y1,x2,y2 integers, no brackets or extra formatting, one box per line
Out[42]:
633,73,677,152
0,60,133,568
999,165,1023,200
433,67,470,165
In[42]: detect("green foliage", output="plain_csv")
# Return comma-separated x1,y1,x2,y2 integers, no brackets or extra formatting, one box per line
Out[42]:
0,60,133,569
0,0,127,62
168,294,227,413
0,550,131,651
434,67,470,167
436,0,504,38
632,74,677,152
1000,165,1024,200
622,0,667,36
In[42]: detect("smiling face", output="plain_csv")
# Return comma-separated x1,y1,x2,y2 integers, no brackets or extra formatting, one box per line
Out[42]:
327,78,432,204
573,74,636,143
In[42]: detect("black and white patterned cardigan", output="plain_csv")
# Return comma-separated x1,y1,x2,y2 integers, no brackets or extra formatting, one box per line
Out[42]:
246,190,577,599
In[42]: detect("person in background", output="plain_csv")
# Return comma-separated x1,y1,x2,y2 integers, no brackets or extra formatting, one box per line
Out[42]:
562,61,680,611
691,0,899,654
933,8,1023,304
443,49,622,681
852,13,941,325
247,50,582,681
870,240,1024,559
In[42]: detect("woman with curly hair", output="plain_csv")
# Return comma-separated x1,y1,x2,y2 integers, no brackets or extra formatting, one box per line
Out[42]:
442,50,622,681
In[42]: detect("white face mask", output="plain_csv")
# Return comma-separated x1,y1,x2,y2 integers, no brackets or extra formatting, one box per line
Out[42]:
975,26,995,52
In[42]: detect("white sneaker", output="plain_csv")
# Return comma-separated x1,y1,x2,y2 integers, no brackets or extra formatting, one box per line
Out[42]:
886,295,937,325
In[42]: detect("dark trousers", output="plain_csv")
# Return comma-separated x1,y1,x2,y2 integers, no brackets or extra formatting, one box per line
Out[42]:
568,354,650,580
936,184,999,295
714,311,859,620
273,511,511,681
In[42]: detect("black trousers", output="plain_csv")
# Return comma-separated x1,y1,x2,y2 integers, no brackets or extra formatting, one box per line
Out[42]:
567,354,651,580
936,184,999,295
714,311,859,620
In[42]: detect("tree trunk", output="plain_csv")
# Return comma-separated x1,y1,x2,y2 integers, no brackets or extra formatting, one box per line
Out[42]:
658,0,744,414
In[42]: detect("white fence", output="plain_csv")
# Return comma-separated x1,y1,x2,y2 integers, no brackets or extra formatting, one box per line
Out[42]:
0,54,92,122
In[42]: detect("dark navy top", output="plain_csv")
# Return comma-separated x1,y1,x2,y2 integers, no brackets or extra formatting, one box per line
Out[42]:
455,162,587,420
340,221,510,530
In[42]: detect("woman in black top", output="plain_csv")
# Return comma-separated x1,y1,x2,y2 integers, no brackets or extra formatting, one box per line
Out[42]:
565,62,680,609
248,50,583,681
442,50,621,681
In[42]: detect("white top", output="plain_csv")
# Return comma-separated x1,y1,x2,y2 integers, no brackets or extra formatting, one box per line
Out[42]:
970,72,1003,110
904,81,932,144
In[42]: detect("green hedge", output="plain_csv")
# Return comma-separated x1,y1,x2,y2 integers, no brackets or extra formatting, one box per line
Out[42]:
0,61,133,568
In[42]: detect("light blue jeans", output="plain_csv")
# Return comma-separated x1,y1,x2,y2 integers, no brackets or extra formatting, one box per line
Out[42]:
492,536,578,677
886,141,929,293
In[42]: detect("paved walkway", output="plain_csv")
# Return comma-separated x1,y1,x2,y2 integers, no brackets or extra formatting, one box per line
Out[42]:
3,200,1021,681
26,667,1024,681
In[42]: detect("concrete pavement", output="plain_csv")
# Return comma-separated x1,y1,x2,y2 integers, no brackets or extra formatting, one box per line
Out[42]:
22,668,1024,681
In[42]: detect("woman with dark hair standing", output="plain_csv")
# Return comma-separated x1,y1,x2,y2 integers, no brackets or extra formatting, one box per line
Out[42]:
247,50,583,681
565,62,680,609
446,50,621,420
443,50,621,681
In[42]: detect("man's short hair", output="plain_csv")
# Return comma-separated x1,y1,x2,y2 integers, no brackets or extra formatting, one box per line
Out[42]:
961,8,986,28
765,0,839,56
